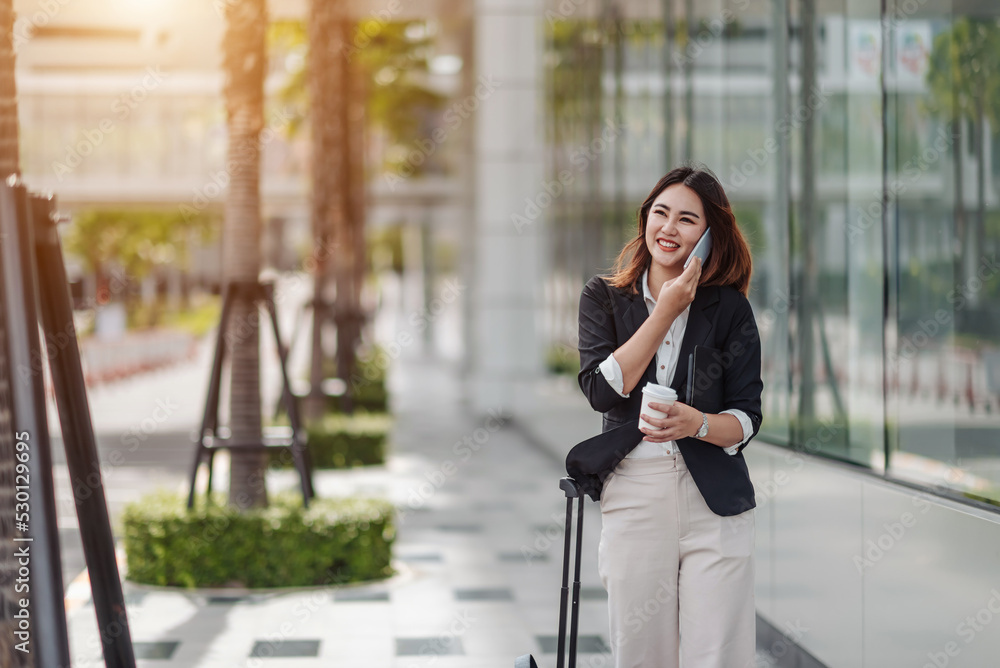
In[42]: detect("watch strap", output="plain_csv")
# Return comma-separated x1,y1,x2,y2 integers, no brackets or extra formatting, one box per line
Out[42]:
696,412,709,438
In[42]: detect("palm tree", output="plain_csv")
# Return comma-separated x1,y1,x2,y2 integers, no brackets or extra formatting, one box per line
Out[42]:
275,13,443,419
304,0,346,422
221,0,268,509
926,18,1000,299
335,15,368,412
795,0,819,432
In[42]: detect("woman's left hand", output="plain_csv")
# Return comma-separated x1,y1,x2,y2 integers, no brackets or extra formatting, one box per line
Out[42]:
640,401,702,442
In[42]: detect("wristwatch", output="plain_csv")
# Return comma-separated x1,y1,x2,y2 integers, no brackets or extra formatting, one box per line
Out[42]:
695,412,709,438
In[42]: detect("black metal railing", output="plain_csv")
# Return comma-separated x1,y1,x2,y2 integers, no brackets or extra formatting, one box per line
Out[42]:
0,178,135,668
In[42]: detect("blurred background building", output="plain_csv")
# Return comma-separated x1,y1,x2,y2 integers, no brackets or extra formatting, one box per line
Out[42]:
11,0,1000,665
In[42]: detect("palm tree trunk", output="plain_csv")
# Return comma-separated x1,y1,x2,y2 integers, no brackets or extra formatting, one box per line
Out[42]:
952,118,966,292
338,23,367,404
973,108,986,308
333,16,353,394
222,0,267,509
797,0,818,429
306,1,347,422
682,0,694,161
0,0,18,177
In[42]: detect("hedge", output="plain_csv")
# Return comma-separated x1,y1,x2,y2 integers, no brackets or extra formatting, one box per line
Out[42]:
322,348,390,413
269,412,391,470
122,492,395,589
325,381,389,413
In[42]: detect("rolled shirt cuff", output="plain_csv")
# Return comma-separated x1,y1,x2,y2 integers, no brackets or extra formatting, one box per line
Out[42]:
598,353,630,398
720,408,753,455
600,356,750,456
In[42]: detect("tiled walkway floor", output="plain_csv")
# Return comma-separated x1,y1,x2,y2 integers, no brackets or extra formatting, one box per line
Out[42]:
65,352,614,667
63,339,782,667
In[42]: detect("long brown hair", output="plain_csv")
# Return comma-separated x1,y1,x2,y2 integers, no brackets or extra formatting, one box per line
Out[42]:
607,165,753,297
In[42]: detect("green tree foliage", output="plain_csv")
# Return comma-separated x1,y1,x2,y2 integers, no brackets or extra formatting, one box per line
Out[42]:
926,18,1000,290
926,18,1000,128
65,208,216,284
269,18,447,175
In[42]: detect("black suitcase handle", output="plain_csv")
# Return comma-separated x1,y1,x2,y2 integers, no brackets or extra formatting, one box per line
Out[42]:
558,477,584,668
516,477,586,668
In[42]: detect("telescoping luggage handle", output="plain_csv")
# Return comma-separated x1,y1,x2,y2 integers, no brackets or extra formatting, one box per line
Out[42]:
515,476,584,668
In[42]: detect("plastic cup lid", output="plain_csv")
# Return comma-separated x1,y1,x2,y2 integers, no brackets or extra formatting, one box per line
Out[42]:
642,382,677,399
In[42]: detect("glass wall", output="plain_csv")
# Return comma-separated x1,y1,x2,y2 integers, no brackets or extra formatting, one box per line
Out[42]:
885,0,1000,505
546,0,1000,506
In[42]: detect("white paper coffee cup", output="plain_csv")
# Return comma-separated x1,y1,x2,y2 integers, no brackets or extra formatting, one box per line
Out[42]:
640,383,677,431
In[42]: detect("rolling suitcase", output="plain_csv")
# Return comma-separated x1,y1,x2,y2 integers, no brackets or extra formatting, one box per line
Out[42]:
516,476,587,668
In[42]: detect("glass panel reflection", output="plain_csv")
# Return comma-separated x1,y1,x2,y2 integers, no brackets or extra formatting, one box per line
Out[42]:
887,1,1000,506
547,0,1000,506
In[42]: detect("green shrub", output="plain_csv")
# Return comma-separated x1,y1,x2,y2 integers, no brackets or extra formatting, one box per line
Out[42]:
325,381,389,413
122,492,395,589
161,295,222,337
546,342,580,376
321,350,390,413
270,412,391,469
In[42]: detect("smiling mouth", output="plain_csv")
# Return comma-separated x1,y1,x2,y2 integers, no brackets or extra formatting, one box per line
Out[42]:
657,239,680,251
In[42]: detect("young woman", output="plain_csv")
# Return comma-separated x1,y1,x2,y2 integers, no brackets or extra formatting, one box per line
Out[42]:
576,166,763,668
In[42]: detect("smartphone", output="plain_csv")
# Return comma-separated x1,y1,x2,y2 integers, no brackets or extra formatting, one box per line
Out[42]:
684,228,712,269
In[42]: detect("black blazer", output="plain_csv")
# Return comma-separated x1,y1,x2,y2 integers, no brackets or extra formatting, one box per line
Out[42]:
572,274,763,516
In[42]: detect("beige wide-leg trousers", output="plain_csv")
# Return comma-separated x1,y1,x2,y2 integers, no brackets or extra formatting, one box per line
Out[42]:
598,451,756,668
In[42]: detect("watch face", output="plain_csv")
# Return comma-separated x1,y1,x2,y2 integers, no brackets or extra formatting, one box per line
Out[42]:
697,414,709,437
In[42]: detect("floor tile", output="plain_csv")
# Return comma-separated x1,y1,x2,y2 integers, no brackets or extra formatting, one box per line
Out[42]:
249,640,321,658
133,641,180,659
454,588,514,602
535,635,610,654
395,636,464,656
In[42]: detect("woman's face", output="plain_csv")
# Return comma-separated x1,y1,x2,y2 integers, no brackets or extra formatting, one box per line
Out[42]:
644,183,708,278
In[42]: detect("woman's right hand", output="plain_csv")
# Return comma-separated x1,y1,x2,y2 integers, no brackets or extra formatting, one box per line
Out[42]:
655,256,701,318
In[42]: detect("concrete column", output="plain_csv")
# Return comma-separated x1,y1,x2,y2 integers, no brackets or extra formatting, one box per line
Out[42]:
465,0,545,417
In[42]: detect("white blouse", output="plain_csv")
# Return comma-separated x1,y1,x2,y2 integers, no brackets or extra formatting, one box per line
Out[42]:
598,268,752,458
